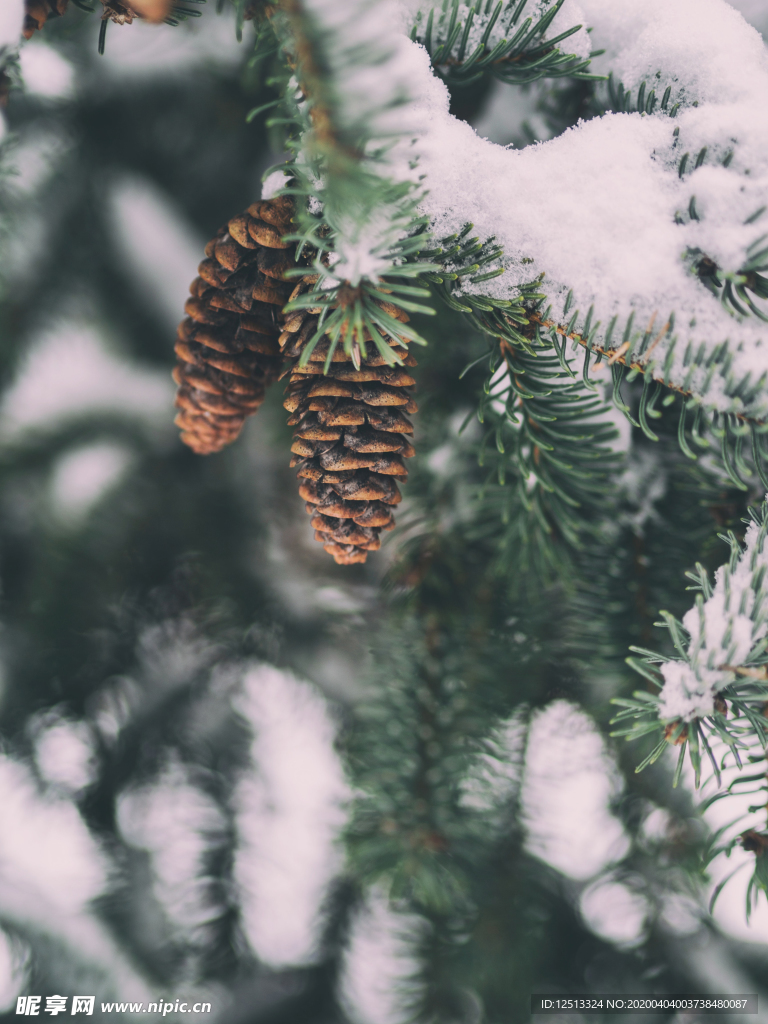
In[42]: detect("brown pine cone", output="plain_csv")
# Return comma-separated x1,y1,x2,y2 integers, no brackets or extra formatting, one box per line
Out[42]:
174,195,298,455
282,283,417,565
23,0,68,38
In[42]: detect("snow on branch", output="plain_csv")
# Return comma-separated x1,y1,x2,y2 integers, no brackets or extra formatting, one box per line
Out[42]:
611,501,768,911
657,501,768,722
382,0,768,421
612,500,768,791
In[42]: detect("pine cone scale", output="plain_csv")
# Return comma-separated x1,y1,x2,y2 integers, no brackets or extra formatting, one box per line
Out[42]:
227,215,259,249
248,222,292,249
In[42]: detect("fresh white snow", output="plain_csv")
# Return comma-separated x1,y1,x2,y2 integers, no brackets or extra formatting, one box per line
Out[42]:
659,502,768,720
233,664,349,967
396,0,768,417
0,0,23,51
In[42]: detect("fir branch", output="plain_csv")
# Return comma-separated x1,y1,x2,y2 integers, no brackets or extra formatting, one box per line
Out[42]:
411,0,601,87
466,334,620,575
344,577,563,915
346,620,496,915
426,229,765,568
525,306,768,489
265,0,440,356
623,499,768,726
411,229,621,573
601,73,683,119
611,499,768,906
692,235,768,325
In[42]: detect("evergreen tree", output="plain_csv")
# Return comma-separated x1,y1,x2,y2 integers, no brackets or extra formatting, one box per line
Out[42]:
0,1,767,1022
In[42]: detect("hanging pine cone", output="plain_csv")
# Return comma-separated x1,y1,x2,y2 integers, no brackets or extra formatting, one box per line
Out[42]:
174,196,298,454
23,0,68,37
282,284,417,565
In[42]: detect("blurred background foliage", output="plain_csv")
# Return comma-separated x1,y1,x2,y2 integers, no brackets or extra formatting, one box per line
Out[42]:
1,4,768,1023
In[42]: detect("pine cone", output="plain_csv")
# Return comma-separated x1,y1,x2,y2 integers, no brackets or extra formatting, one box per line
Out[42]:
282,284,417,565
174,195,298,455
23,0,68,37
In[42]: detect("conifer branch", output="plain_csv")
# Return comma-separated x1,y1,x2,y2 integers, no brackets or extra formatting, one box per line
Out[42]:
264,0,440,357
345,597,542,914
693,240,768,325
611,499,768,910
425,232,766,558
466,332,619,574
411,0,601,86
526,306,768,488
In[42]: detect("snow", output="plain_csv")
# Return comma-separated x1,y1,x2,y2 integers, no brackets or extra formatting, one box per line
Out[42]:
8,130,71,197
302,0,429,141
0,754,155,1005
339,888,425,1024
109,175,205,329
262,168,291,200
18,42,75,99
233,664,349,967
579,876,649,947
0,755,107,919
658,503,768,721
0,0,23,51
460,712,526,815
680,752,768,942
287,0,441,285
0,325,174,438
117,762,227,943
49,443,133,522
582,0,767,105
32,712,98,794
522,701,630,879
729,0,768,39
302,0,768,418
